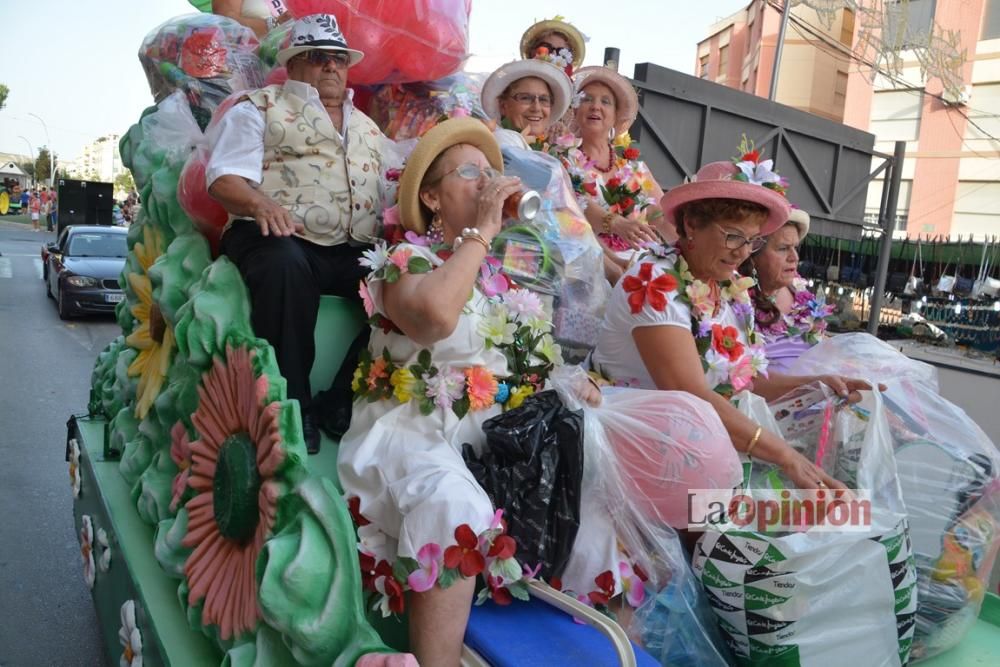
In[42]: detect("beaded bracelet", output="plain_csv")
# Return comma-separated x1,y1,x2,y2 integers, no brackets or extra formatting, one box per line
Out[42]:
601,210,615,234
453,227,490,252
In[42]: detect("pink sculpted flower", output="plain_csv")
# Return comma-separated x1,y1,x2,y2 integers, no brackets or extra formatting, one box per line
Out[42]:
359,280,376,318
407,543,443,593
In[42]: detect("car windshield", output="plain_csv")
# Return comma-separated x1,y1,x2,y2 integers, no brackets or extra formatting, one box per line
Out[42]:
67,232,127,258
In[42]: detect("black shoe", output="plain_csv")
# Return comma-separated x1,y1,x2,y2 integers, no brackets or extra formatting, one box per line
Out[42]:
302,414,321,455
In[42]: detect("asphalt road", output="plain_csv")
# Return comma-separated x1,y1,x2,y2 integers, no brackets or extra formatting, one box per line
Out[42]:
0,222,115,666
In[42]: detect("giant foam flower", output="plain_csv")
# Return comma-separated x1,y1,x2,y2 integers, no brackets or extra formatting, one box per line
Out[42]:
118,599,143,667
168,422,193,513
80,515,96,589
181,344,289,641
125,225,172,419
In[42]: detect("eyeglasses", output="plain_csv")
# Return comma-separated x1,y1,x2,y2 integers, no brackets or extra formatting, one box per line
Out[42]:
508,92,553,107
714,223,766,252
438,163,501,182
580,93,615,108
300,50,350,68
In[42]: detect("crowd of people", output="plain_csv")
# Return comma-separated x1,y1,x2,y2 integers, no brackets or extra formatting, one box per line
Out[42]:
201,12,916,666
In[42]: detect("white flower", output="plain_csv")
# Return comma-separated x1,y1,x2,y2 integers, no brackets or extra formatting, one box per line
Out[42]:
703,348,732,390
97,527,112,573
118,600,143,667
357,524,393,564
735,158,780,186
424,368,466,410
359,242,391,272
538,334,562,363
750,347,770,377
69,438,81,498
502,289,545,320
478,310,517,347
80,515,95,589
571,91,587,109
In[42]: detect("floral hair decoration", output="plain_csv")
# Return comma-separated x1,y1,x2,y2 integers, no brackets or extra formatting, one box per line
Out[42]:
731,134,788,197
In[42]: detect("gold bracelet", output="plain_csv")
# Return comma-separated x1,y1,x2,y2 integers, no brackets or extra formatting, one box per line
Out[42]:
601,210,615,235
456,227,490,253
745,426,763,457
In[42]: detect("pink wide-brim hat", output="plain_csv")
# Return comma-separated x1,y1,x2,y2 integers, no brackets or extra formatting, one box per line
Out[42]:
660,161,791,236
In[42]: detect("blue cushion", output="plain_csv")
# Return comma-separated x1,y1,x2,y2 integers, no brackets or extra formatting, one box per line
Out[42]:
464,597,659,667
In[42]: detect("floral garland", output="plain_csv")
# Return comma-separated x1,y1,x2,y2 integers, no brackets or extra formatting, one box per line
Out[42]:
499,117,580,158
533,45,575,76
756,276,834,345
560,133,659,252
349,501,531,615
624,244,768,396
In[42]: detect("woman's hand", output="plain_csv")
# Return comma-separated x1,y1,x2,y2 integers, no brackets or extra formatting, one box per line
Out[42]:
816,375,886,404
611,215,658,248
779,448,848,491
475,175,522,241
576,378,603,407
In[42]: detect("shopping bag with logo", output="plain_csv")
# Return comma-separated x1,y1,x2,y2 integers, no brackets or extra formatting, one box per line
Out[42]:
691,387,916,667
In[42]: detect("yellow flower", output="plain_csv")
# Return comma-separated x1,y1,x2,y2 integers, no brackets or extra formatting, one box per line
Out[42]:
613,131,633,149
390,367,417,403
507,385,535,410
351,365,363,393
125,226,171,420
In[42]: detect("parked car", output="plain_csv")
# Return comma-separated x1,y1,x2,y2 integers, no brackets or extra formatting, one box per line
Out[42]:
42,225,127,319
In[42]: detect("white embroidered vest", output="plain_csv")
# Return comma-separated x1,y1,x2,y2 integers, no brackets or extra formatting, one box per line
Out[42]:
246,83,383,246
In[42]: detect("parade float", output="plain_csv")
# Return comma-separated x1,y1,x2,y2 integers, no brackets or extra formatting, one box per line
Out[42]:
67,1,1000,666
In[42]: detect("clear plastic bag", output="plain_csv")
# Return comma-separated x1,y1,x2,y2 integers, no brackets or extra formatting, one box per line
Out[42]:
497,149,610,361
284,0,471,85
550,367,736,665
357,72,488,140
789,331,939,392
139,13,264,129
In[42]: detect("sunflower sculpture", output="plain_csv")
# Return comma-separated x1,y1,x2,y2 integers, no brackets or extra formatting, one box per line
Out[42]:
125,225,171,420
181,343,304,641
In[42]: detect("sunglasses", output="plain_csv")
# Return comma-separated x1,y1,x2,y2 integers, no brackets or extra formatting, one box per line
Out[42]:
507,92,553,107
714,223,767,252
299,50,350,68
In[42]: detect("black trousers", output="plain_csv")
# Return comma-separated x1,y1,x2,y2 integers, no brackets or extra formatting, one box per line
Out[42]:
221,220,370,410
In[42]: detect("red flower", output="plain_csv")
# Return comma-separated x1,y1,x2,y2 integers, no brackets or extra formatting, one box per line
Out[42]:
620,196,635,212
347,496,370,526
443,524,486,577
487,534,517,560
741,150,760,163
359,552,394,591
488,575,514,605
588,570,616,607
622,262,679,314
582,181,598,197
606,177,622,190
623,147,640,160
711,324,745,362
633,562,650,582
549,577,563,591
382,575,406,614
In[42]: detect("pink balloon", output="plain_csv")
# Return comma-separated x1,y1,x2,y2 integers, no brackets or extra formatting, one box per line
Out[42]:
178,149,226,257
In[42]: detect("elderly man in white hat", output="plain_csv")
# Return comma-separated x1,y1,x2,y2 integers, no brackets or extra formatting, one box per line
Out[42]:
206,13,386,454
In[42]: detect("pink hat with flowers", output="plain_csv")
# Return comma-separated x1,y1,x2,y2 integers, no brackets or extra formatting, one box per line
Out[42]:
660,136,791,236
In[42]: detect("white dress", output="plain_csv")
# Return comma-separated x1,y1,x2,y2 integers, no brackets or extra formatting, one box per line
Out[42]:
591,248,766,394
338,243,645,613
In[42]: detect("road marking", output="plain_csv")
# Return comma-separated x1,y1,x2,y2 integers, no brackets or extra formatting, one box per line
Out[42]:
0,257,11,278
34,258,43,279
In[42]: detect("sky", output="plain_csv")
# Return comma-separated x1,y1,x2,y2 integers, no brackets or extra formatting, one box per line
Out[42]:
0,0,748,164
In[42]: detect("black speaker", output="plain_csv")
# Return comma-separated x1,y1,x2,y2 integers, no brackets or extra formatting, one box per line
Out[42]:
57,179,114,236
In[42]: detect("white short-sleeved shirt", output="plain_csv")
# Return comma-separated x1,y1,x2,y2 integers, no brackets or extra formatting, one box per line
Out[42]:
591,250,753,390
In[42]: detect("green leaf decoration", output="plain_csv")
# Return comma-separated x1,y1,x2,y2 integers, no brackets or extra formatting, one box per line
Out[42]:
408,256,432,274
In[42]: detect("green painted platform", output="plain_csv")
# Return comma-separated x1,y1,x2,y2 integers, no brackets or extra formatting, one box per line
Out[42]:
918,592,1000,666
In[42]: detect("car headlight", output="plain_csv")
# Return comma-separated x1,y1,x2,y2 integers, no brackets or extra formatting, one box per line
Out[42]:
66,276,99,287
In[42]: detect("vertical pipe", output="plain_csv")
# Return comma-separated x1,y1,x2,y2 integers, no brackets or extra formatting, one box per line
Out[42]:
604,47,621,72
867,141,906,335
769,0,792,101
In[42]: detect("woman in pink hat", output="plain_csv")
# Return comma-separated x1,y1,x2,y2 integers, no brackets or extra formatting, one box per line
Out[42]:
560,67,673,259
590,143,873,491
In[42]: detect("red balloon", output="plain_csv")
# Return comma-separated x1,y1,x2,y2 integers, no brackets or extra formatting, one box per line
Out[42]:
178,149,226,257
264,66,288,86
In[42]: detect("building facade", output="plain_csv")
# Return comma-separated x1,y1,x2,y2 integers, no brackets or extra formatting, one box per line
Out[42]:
65,134,123,184
696,0,1000,240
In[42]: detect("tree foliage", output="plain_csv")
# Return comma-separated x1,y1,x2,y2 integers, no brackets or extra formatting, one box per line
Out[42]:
114,170,136,195
34,147,55,184
0,83,9,111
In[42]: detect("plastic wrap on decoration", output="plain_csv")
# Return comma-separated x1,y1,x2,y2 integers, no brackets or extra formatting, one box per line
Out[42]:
358,72,488,140
788,333,1000,660
548,367,733,666
494,147,610,360
139,14,264,129
283,0,470,85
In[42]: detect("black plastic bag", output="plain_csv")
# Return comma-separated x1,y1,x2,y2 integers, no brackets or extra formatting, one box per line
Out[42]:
462,390,584,580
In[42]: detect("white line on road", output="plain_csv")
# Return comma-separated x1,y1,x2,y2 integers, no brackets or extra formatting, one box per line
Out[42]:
34,258,43,279
0,257,12,278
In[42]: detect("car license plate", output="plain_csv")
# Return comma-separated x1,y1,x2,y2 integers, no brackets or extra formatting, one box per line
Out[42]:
105,293,125,304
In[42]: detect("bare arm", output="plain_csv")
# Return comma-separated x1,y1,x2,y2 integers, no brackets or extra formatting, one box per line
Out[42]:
212,0,290,38
632,325,846,490
754,371,881,403
208,175,301,237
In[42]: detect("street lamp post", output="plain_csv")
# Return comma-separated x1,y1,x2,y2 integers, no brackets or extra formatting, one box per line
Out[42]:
17,135,35,187
27,112,55,189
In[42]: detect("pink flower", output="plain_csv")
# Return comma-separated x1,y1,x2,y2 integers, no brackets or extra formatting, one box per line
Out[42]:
619,561,646,607
407,543,442,593
729,355,754,392
382,204,401,230
389,247,413,271
465,366,499,411
359,280,375,318
502,289,544,319
425,367,465,410
450,106,471,118
403,230,431,247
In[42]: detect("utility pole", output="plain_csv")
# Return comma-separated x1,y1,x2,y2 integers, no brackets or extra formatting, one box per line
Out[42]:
769,0,793,101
